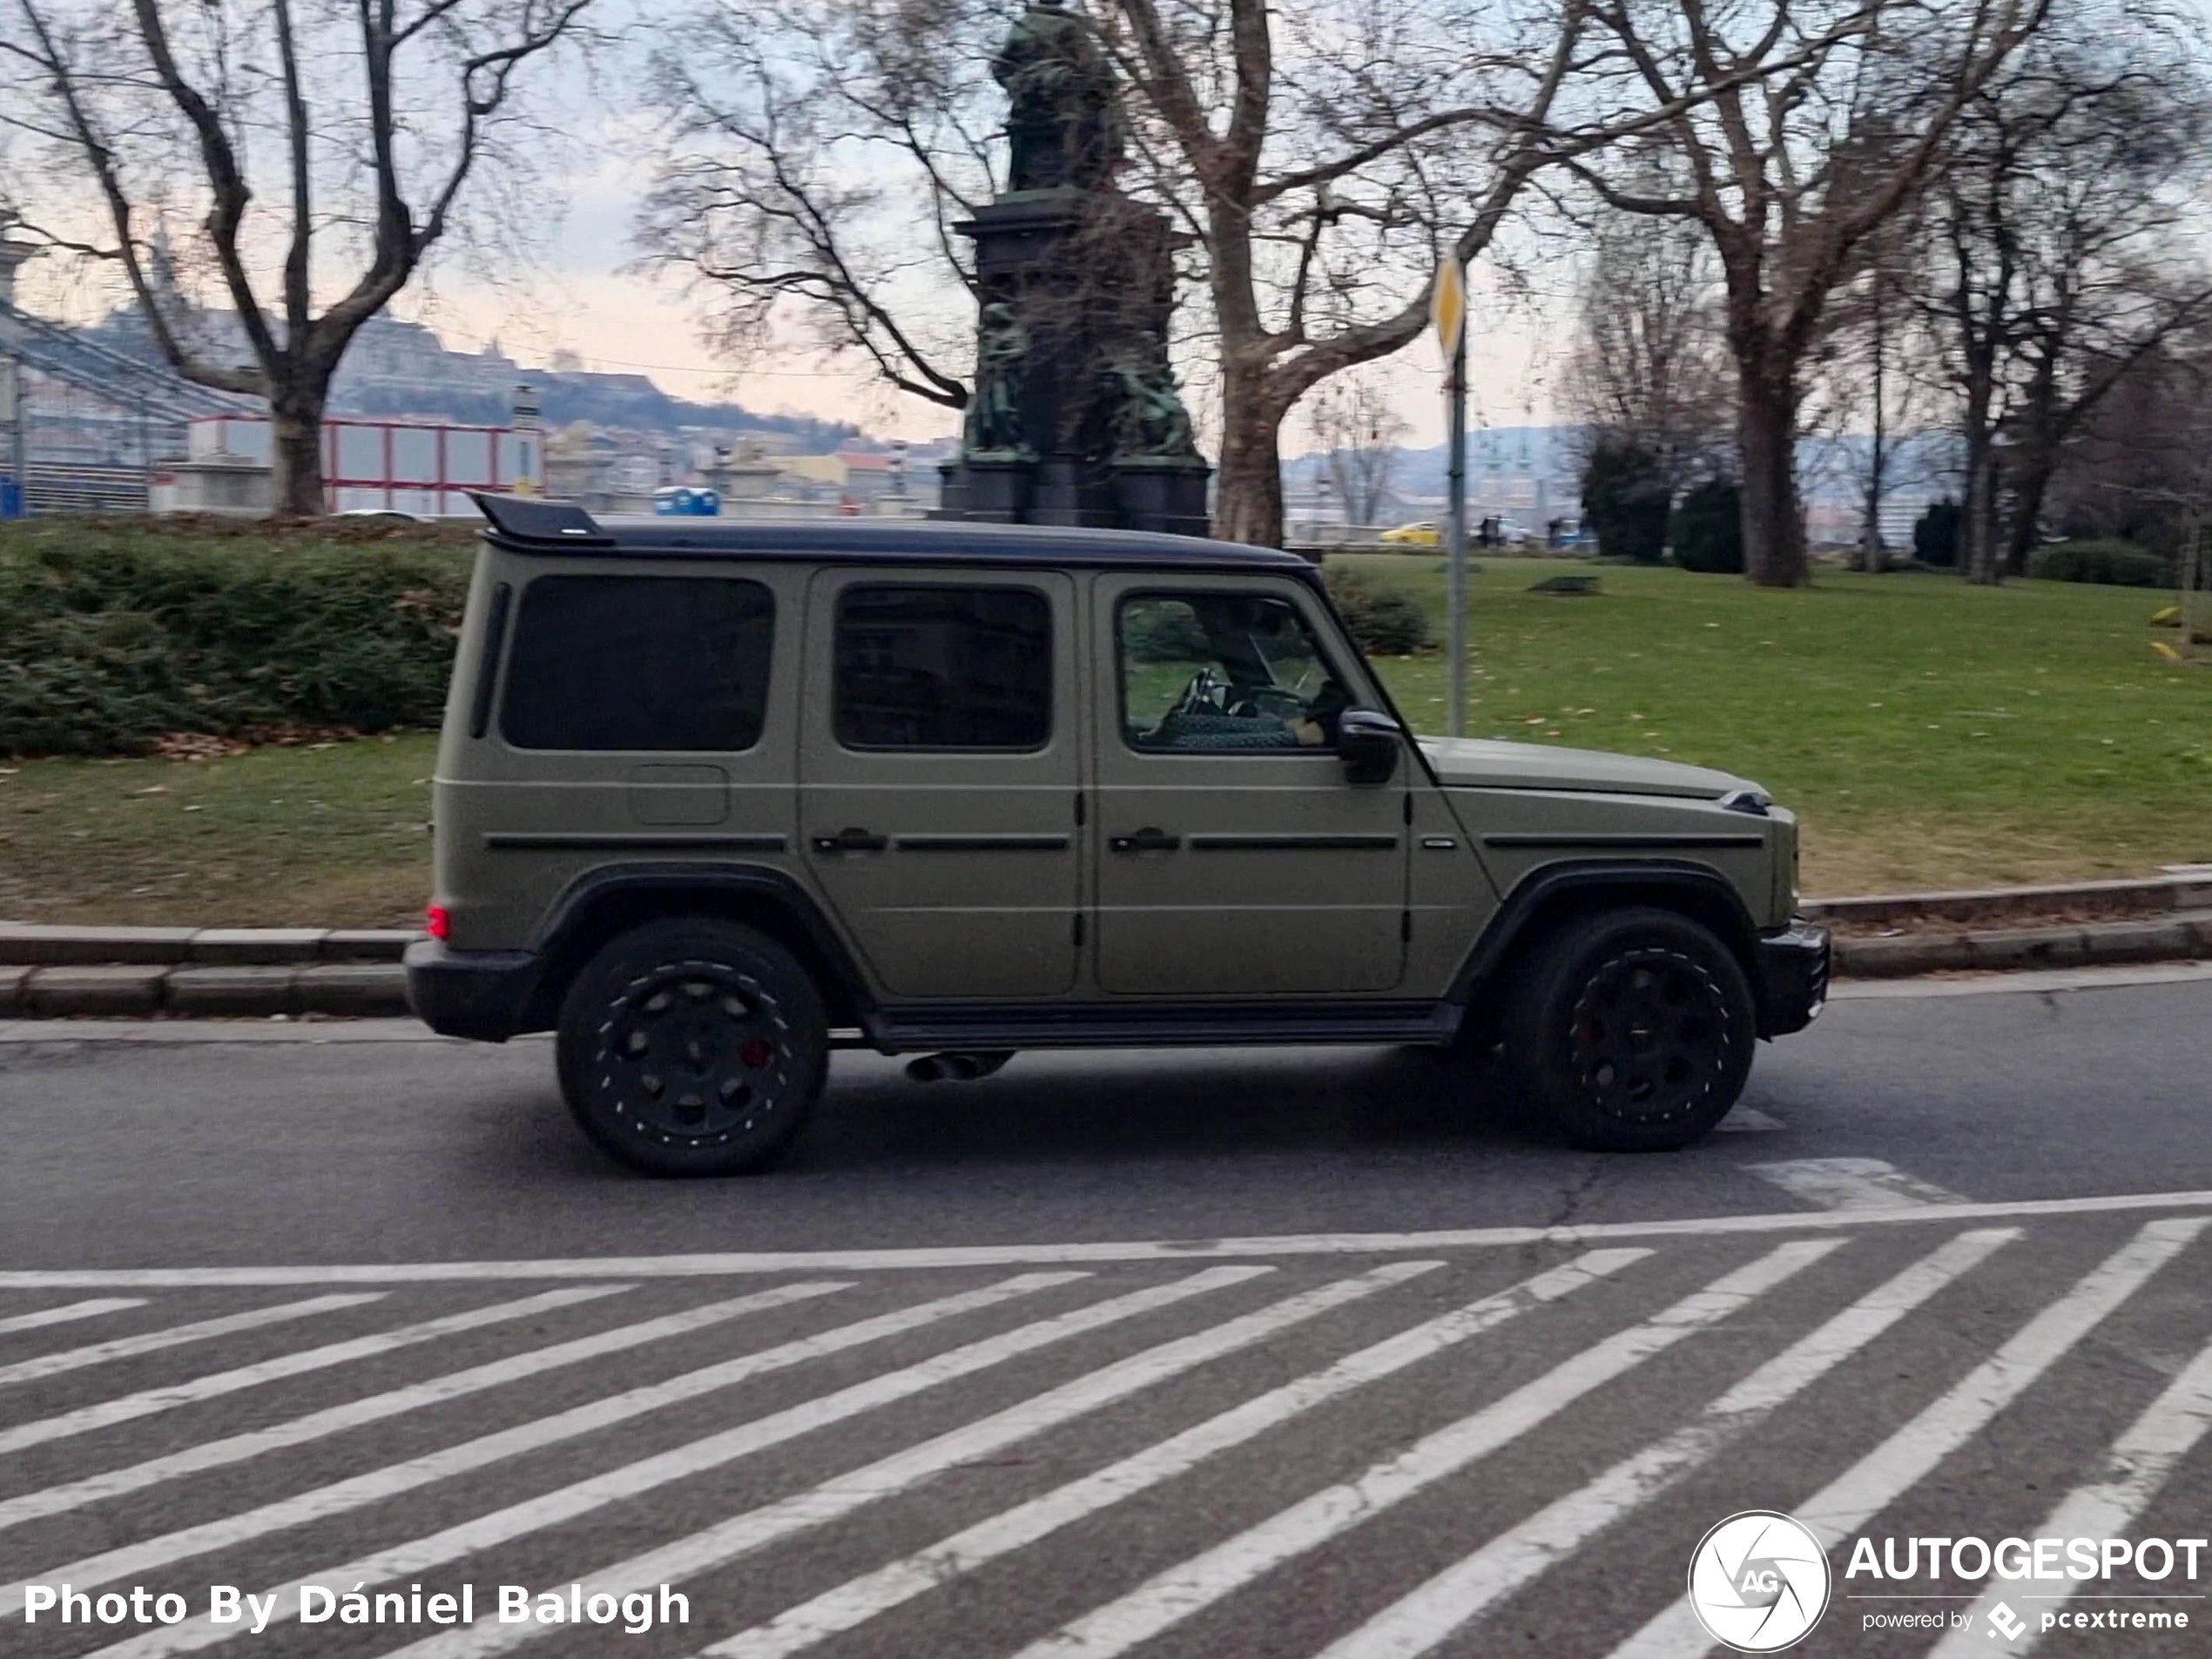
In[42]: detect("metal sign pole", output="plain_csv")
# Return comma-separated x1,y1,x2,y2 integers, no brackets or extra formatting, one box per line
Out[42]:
1431,255,1470,738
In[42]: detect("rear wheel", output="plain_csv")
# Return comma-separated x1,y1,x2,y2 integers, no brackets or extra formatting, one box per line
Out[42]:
1504,907,1755,1151
556,919,827,1176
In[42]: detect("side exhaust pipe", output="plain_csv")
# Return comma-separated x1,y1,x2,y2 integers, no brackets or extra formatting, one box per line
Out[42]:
904,1050,1015,1083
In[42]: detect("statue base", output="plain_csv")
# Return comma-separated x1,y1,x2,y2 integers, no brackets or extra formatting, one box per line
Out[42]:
1110,457,1211,537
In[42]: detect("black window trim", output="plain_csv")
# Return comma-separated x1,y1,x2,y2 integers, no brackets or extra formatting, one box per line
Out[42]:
1113,585,1356,759
830,578,1057,756
498,572,776,755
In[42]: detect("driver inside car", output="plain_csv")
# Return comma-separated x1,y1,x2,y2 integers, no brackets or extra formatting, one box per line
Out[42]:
1136,596,1349,751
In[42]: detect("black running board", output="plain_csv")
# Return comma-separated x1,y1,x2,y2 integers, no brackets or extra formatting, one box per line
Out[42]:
864,1000,1461,1055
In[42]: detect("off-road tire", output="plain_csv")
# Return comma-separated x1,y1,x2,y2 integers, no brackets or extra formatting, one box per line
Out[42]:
1504,907,1755,1151
556,919,828,1177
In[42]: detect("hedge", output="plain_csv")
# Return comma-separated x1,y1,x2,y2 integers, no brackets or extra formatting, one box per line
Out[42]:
1324,564,1433,655
1670,480,1745,574
1580,438,1670,564
0,517,474,756
2027,538,2174,589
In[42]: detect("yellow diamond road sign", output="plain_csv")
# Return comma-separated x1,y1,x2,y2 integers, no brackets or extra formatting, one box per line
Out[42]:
1431,255,1467,358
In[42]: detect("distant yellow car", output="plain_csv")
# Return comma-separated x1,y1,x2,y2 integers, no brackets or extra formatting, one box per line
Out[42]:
1379,521,1440,545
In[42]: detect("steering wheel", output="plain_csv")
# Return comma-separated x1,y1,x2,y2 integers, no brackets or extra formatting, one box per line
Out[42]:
1170,665,1231,719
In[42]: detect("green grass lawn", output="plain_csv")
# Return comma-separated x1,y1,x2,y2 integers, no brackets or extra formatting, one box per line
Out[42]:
3,556,2207,926
1340,554,2212,895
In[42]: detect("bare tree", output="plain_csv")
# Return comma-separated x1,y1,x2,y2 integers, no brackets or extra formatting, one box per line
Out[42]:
638,0,1809,547
0,0,597,515
1303,368,1411,525
1573,0,2052,585
1561,206,1730,495
1917,4,2212,583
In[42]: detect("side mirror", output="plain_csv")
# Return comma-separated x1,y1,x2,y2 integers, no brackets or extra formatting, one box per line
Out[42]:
1337,707,1403,786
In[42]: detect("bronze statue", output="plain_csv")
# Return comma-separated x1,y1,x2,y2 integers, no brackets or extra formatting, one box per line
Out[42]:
1103,334,1197,459
964,301,1033,459
993,0,1124,192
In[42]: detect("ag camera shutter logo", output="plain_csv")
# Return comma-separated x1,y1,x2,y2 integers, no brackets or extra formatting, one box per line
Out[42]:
1688,1510,1832,1652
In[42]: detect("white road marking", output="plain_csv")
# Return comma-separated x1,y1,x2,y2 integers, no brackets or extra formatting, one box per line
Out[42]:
1746,1157,1971,1211
1928,1318,2212,1656
0,1292,381,1387
6,1191,2212,1285
0,1281,847,1536
1604,1216,2210,1659
3,1271,1082,1624
1311,1229,2020,1659
0,1285,623,1458
0,1298,145,1335
1714,1108,1786,1133
1006,1240,1843,1659
380,1262,1441,1659
77,1267,1258,1658
700,1251,1649,1659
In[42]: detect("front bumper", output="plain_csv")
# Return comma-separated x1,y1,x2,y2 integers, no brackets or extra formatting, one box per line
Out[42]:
1754,919,1830,1037
404,939,544,1042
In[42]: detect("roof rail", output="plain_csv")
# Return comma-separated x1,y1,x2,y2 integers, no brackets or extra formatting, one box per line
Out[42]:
469,493,612,547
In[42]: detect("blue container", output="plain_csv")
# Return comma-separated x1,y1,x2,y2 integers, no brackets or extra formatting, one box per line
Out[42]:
0,475,21,519
651,486,721,517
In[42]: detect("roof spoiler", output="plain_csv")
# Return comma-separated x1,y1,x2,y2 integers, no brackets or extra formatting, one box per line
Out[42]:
469,492,614,548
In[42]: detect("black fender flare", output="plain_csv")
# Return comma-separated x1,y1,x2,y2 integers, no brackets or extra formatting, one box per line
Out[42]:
527,861,878,1032
1448,858,1761,1005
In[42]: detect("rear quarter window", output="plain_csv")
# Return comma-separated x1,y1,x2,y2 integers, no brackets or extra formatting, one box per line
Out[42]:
500,574,774,752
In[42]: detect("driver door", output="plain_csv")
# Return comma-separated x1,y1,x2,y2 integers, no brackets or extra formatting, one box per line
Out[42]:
1088,572,1409,997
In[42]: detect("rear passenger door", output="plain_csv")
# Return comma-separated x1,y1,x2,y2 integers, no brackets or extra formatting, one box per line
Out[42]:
798,569,1081,1000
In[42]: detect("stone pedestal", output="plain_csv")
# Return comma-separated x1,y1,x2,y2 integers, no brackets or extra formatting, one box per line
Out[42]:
933,189,1211,536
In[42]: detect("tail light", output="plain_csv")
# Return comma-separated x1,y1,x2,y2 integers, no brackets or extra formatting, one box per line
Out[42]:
425,904,451,941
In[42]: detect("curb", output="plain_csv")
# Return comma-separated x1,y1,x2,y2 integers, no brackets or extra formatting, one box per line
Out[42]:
1806,873,2212,929
0,962,411,1020
1831,913,2212,979
0,925,418,968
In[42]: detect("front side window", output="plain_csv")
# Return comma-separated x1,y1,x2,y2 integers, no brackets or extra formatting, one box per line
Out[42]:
501,575,773,751
1118,591,1352,752
833,584,1052,750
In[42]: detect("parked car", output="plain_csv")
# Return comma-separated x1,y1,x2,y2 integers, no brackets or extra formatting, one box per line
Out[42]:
408,496,1828,1176
1379,521,1440,545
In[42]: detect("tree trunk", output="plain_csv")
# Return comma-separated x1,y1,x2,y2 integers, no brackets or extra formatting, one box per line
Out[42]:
1736,368,1808,586
1858,280,1888,574
1212,380,1285,547
268,388,327,517
2003,461,2052,577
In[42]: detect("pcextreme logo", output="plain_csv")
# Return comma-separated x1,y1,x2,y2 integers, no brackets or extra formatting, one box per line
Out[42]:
1688,1510,1833,1653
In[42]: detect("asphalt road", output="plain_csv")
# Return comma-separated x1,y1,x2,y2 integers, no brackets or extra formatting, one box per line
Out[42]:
0,968,2208,1659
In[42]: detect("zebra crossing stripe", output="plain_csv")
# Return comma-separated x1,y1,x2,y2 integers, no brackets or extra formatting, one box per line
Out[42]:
1604,1215,2212,1659
1309,1228,2022,1659
1928,1316,2212,1655
0,1285,627,1459
378,1261,1442,1659
0,1280,849,1538
0,1292,382,1388
701,1249,1652,1659
0,1298,145,1336
6,1271,1085,1628
1008,1239,1844,1659
76,1267,1249,1659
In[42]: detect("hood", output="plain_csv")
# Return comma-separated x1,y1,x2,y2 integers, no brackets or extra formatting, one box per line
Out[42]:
1416,736,1750,800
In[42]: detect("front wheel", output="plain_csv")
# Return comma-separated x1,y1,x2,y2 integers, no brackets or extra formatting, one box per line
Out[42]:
1505,907,1756,1151
556,919,828,1176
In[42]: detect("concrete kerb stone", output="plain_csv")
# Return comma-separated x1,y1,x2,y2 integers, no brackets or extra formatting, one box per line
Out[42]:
26,965,168,1016
1806,874,2199,929
0,925,200,966
0,965,28,1017
165,966,300,1017
320,930,421,963
187,927,328,965
293,964,409,1016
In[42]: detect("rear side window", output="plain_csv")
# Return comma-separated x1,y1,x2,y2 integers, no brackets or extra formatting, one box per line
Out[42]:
833,584,1051,750
501,575,773,751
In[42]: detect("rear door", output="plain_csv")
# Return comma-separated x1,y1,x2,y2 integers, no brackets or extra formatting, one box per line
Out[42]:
798,568,1081,1000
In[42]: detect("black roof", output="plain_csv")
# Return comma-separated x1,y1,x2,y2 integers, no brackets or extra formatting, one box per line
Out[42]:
470,494,1314,576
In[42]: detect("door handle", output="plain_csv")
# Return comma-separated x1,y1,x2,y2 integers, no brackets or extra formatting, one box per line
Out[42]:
813,826,888,853
1109,827,1182,853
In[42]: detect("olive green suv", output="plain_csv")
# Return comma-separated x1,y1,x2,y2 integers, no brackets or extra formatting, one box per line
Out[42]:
407,496,1828,1175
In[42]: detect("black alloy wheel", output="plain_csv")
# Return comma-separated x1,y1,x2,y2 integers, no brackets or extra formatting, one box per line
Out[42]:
1507,907,1756,1151
556,920,827,1176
